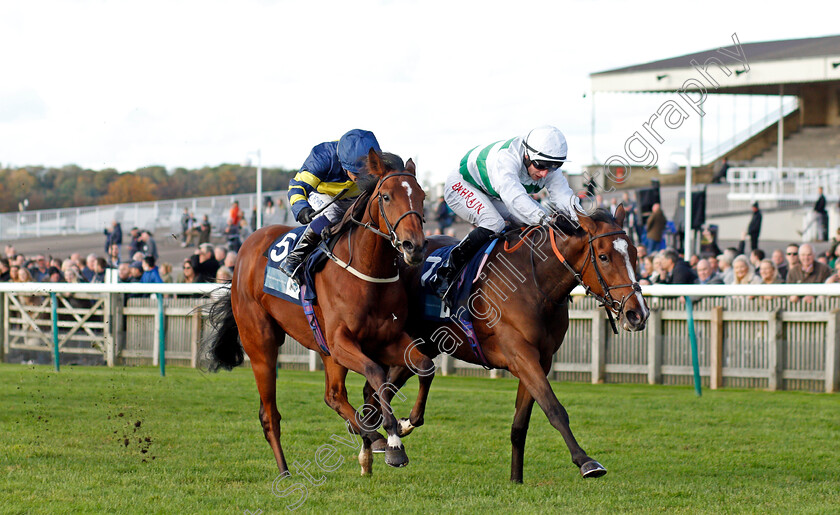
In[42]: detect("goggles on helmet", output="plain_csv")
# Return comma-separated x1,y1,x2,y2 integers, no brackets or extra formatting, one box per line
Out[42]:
531,160,563,172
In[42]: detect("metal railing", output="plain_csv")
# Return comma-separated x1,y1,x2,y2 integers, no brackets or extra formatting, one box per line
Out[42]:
0,190,292,241
726,167,840,204
700,98,799,164
1,283,837,392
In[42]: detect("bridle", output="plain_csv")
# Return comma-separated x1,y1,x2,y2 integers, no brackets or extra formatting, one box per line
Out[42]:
505,224,642,334
351,171,425,252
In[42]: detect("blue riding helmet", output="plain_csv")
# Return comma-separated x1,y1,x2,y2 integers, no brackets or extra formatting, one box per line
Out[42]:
337,129,381,174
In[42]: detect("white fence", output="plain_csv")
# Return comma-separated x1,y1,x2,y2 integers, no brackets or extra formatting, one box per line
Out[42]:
1,282,838,393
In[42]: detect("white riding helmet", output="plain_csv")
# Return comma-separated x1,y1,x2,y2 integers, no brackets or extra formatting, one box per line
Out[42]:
523,125,569,165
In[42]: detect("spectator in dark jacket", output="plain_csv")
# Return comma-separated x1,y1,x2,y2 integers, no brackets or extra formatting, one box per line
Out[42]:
128,227,142,257
658,248,697,284
104,220,122,254
0,258,10,282
140,231,159,261
746,202,762,251
771,249,789,281
699,226,722,257
814,187,828,241
190,243,220,282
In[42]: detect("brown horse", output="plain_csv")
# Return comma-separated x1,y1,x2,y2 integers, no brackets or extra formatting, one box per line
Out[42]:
364,205,649,481
203,150,435,476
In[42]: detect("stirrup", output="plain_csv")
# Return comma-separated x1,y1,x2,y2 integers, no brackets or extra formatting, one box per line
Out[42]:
441,280,459,310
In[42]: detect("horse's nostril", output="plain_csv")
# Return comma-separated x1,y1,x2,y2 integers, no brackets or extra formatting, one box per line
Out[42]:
402,241,414,252
626,310,639,324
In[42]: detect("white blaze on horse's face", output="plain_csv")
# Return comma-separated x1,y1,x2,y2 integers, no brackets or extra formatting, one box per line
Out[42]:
401,181,414,210
612,238,648,319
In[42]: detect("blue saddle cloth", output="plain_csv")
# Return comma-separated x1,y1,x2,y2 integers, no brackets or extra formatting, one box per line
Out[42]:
263,227,327,305
419,239,498,320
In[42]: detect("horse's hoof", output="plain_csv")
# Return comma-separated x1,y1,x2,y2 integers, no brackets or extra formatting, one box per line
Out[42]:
397,418,415,437
580,460,607,478
371,438,387,454
384,446,409,468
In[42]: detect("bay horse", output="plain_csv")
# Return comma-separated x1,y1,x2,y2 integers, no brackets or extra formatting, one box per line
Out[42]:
203,150,435,476
364,205,649,481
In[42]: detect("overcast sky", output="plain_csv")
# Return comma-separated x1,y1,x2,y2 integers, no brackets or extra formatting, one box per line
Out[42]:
1,0,837,185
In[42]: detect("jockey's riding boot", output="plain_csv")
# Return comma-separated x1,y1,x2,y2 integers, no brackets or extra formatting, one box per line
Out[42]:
279,226,321,283
432,227,495,305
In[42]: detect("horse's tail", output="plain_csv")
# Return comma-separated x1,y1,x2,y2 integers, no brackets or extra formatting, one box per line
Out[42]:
201,288,244,372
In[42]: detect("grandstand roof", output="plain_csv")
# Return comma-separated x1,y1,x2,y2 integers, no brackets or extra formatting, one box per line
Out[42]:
591,34,840,95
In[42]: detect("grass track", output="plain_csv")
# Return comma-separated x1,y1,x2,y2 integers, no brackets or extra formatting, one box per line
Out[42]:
1,364,839,513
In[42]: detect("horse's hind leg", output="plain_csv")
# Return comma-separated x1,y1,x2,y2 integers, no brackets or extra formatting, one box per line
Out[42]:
237,306,289,475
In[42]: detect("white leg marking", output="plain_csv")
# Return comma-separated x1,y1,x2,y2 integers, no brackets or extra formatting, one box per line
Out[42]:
402,181,414,210
399,418,413,433
613,239,648,318
387,434,402,448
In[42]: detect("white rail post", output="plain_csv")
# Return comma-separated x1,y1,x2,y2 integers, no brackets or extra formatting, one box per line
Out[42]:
190,310,201,369
826,310,840,393
710,306,724,389
104,293,114,367
0,293,5,362
152,303,160,367
591,311,606,384
647,308,662,385
767,310,783,391
308,349,321,372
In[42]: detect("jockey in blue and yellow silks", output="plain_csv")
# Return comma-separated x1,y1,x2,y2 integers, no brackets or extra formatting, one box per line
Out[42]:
280,129,381,282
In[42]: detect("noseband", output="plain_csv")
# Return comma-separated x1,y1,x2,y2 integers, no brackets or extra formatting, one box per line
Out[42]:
354,171,425,251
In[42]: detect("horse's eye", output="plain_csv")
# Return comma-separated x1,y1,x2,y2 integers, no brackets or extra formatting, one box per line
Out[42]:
599,254,609,263
382,194,390,203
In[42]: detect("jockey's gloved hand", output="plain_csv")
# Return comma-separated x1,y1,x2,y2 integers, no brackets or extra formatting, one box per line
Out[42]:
539,214,553,228
296,207,316,225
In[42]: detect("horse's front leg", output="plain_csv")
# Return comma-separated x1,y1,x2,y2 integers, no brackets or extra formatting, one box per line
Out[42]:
329,326,409,468
510,380,536,483
373,334,436,437
321,355,386,474
508,345,606,479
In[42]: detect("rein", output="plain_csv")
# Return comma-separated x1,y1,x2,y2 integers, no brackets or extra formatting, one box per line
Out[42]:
504,224,642,334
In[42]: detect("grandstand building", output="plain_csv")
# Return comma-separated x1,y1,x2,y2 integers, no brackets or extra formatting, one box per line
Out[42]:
587,34,840,241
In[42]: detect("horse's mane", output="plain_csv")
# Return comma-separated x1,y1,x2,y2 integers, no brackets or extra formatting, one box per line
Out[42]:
327,152,407,238
503,207,618,245
553,207,617,236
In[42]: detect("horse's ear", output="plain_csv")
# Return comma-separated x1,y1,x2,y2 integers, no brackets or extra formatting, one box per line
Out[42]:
577,211,597,234
367,149,385,178
405,158,416,174
614,204,626,228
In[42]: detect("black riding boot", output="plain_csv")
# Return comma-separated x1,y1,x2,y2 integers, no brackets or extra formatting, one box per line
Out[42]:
431,227,495,304
279,227,321,283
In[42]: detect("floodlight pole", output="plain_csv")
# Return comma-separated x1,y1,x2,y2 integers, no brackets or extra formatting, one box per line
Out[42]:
684,146,693,263
248,150,263,229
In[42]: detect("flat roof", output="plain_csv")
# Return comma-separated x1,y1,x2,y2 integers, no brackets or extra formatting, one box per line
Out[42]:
590,34,840,94
592,34,840,76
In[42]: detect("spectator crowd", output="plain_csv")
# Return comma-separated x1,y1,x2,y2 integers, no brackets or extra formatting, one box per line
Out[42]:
0,203,254,288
